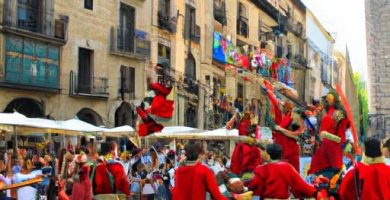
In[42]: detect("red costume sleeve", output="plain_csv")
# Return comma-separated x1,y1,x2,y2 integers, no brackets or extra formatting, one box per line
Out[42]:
279,112,292,128
107,163,131,196
266,90,282,124
288,165,316,198
339,168,356,200
205,167,228,200
247,167,264,196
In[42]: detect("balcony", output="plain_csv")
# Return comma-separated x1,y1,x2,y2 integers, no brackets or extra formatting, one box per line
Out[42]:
0,34,61,92
0,70,60,93
157,13,177,33
292,54,307,68
109,26,151,59
69,71,109,98
286,19,304,38
2,4,68,45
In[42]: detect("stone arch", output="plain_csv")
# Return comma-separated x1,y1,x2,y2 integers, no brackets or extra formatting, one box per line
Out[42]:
115,102,136,127
4,98,44,118
76,108,103,126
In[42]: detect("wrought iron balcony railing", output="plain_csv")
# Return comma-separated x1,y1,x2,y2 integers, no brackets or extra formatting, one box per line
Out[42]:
69,71,109,98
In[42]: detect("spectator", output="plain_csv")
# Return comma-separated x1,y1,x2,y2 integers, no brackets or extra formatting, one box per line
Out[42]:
339,137,390,200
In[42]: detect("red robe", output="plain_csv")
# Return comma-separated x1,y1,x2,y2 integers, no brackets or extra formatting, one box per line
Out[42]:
93,162,113,194
230,143,262,175
172,162,228,200
248,161,316,199
107,162,131,196
267,91,300,172
339,160,390,200
70,164,92,200
309,106,349,174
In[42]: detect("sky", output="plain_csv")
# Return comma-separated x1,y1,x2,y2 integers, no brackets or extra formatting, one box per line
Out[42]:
302,0,368,81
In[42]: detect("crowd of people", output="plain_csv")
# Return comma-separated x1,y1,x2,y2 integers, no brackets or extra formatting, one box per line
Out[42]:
1,85,390,199
0,133,388,200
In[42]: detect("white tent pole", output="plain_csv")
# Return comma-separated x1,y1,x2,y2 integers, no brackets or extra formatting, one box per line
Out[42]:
13,125,17,159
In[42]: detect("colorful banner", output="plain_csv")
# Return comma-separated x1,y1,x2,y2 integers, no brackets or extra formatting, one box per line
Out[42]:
213,32,250,69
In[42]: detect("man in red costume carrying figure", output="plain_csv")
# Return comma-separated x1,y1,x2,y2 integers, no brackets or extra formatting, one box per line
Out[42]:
248,143,320,199
263,80,305,172
308,91,350,196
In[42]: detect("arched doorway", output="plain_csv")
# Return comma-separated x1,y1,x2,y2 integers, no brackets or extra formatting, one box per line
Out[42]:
76,108,103,126
184,106,197,128
115,102,136,127
4,98,44,118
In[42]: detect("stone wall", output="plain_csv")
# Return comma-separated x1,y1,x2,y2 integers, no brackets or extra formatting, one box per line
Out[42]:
366,0,390,135
0,0,151,127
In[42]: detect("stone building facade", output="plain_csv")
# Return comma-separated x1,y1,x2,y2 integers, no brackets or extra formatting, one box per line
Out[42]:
0,0,314,132
365,0,390,136
306,9,334,102
0,0,151,128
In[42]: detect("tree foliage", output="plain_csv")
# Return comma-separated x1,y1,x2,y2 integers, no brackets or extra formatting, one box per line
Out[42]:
353,73,369,137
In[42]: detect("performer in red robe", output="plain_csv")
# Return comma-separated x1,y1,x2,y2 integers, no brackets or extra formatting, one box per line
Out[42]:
70,153,92,200
339,137,390,200
230,112,262,175
107,162,131,196
265,84,302,172
172,143,228,200
308,92,350,175
248,143,317,199
93,160,113,195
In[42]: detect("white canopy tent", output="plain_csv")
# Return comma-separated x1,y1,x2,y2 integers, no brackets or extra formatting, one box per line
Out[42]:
101,125,136,137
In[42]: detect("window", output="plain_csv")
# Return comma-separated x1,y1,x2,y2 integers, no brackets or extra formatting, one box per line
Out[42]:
17,0,39,32
118,3,135,52
78,48,93,93
4,35,60,89
237,83,244,99
120,66,135,97
205,75,211,86
238,3,247,18
185,107,197,128
184,5,199,42
214,0,226,25
258,20,263,42
213,78,220,97
158,43,171,69
237,3,248,37
84,0,93,10
158,0,170,18
185,54,196,80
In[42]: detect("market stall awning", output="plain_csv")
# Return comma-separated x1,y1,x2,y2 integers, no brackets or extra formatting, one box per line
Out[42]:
145,127,249,141
102,125,136,137
161,126,200,134
0,112,61,134
56,119,104,133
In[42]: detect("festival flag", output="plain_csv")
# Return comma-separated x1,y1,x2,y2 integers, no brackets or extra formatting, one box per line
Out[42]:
335,84,361,154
